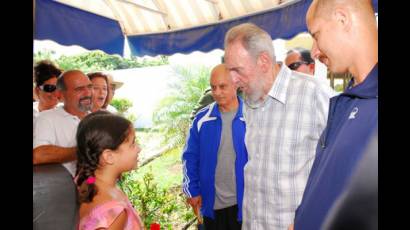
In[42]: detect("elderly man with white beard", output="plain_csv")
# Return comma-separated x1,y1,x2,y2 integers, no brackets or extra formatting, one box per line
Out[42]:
224,23,335,230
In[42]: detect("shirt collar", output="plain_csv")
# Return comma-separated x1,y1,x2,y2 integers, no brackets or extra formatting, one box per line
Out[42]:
343,63,378,99
267,64,291,104
210,96,244,118
57,106,83,120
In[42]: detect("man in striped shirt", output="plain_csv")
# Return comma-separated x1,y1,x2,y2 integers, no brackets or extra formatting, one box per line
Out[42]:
224,23,335,229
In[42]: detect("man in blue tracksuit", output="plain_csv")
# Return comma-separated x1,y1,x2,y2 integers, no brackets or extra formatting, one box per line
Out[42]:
182,64,247,230
289,1,378,229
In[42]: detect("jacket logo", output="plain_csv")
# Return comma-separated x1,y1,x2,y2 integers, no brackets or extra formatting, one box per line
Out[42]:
348,107,359,119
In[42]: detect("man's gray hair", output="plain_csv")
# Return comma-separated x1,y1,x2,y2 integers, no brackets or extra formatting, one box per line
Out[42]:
224,23,276,63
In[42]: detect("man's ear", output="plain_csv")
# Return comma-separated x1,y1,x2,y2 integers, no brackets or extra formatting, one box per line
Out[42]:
257,52,271,73
56,90,64,101
100,149,115,165
333,6,352,32
34,87,40,98
308,63,315,74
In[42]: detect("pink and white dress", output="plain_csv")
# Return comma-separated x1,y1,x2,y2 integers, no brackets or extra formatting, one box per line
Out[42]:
78,197,143,230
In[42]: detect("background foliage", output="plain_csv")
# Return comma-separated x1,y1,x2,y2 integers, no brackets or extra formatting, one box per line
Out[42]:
33,50,169,73
152,65,211,149
119,147,195,229
110,98,137,124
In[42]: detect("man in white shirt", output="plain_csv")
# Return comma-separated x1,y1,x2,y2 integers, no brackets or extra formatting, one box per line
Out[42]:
224,23,335,229
33,70,93,177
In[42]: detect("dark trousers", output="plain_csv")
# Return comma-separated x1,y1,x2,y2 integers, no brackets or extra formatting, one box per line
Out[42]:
203,205,242,230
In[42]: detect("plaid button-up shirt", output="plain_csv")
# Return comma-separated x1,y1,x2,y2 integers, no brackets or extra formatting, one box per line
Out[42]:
242,66,335,230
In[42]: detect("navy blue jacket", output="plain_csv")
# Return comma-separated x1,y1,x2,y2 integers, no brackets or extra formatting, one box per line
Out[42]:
294,64,378,230
182,97,248,220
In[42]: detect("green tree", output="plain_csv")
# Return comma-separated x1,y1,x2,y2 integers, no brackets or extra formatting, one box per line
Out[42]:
111,98,133,115
33,50,169,72
153,65,210,148
33,50,56,62
110,98,137,124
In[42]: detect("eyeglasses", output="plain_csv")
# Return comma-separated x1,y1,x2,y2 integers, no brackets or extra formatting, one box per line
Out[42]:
39,84,57,93
288,61,309,70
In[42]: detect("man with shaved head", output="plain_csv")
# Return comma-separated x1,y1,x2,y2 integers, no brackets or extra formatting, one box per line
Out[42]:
289,0,378,229
182,64,248,229
33,70,93,177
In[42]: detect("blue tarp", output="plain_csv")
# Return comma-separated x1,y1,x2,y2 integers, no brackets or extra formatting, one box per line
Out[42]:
128,0,311,57
34,0,378,57
35,0,125,55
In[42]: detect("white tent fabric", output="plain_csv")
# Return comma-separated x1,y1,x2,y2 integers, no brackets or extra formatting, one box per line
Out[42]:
54,0,295,36
35,0,377,56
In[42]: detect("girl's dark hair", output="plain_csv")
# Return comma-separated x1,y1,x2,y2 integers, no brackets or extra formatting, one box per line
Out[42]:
34,60,62,86
75,110,132,203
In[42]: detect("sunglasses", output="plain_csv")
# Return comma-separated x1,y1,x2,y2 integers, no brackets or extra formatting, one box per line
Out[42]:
288,61,309,70
39,84,57,93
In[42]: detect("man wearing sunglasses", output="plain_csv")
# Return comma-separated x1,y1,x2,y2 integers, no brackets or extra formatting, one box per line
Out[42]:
285,47,315,76
33,70,93,177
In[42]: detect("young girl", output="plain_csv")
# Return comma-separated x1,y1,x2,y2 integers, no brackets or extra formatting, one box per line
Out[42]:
75,111,144,230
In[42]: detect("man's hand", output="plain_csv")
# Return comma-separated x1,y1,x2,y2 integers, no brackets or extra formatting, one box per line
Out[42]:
187,196,202,224
187,196,202,216
33,145,76,165
288,224,294,230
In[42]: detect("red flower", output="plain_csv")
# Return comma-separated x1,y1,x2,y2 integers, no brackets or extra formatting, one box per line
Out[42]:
150,223,160,230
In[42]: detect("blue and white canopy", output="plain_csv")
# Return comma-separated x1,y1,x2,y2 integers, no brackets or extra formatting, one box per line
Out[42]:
34,0,378,57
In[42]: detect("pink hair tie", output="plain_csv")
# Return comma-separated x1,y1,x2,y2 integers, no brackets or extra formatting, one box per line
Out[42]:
86,176,96,185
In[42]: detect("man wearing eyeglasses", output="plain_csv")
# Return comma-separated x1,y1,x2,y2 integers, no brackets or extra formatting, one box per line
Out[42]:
285,47,315,75
33,70,93,177
224,23,335,230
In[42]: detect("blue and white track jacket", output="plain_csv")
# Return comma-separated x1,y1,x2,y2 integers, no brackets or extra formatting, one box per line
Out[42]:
182,97,248,221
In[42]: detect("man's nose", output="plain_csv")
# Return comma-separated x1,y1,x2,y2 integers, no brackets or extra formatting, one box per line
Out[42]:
231,74,240,86
311,40,321,60
86,86,93,95
213,87,221,96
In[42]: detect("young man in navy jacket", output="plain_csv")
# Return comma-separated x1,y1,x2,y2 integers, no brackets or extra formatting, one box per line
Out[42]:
182,64,247,230
289,0,378,229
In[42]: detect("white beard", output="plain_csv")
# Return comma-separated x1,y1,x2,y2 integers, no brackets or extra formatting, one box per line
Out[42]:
244,77,266,108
